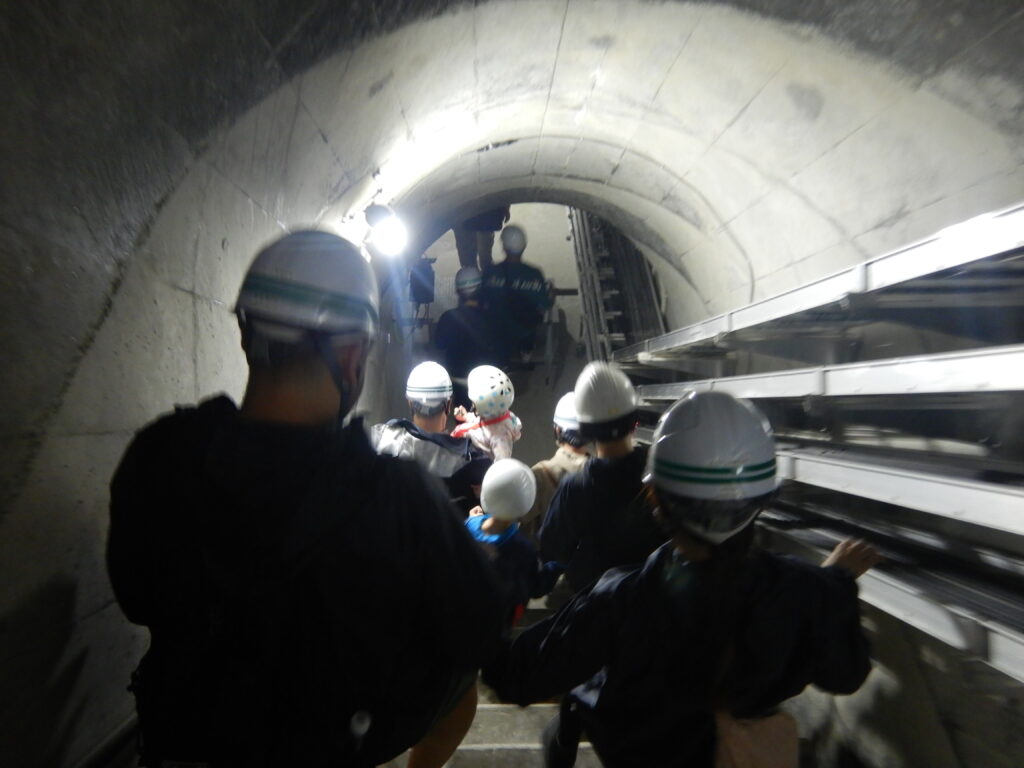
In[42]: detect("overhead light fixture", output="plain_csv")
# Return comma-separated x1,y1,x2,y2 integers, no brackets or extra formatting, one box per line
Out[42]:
364,203,408,257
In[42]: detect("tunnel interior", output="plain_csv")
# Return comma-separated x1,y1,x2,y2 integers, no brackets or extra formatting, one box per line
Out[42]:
2,1,1024,766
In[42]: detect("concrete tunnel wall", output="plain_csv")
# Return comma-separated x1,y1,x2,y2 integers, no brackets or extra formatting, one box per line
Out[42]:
2,1,1023,765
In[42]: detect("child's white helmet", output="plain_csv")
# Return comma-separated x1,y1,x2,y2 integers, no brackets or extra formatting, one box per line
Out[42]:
481,459,537,520
468,365,514,419
553,392,579,431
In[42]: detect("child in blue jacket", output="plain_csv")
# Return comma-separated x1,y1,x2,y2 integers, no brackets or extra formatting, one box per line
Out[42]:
466,459,564,625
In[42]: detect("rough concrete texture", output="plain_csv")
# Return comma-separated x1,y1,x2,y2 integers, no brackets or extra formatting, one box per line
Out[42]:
2,0,1024,765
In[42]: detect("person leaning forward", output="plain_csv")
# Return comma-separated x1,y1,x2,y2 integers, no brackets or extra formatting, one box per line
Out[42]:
485,391,879,768
107,231,506,768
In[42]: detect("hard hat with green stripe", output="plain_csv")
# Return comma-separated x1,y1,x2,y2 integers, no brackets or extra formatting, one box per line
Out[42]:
644,390,777,543
235,230,379,419
236,230,379,345
406,361,453,415
455,266,483,297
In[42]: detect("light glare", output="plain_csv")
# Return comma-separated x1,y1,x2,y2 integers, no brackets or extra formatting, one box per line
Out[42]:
369,214,408,257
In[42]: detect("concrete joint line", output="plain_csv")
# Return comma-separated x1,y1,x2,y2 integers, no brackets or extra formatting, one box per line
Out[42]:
533,0,572,175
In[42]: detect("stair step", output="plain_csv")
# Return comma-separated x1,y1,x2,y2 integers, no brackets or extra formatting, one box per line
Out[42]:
382,741,601,768
462,704,558,745
446,743,602,767
382,702,599,767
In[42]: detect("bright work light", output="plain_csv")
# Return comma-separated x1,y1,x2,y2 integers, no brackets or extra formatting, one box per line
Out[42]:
365,204,408,257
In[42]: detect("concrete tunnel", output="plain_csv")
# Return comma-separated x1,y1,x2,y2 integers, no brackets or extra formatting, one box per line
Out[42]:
2,0,1024,766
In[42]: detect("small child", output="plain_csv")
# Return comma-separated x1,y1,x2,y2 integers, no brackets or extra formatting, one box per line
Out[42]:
465,459,564,626
451,365,522,460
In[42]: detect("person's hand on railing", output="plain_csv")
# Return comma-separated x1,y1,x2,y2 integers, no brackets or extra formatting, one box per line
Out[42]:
822,538,883,578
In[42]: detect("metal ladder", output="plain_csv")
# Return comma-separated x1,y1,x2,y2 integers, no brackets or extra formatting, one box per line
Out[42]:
568,209,667,362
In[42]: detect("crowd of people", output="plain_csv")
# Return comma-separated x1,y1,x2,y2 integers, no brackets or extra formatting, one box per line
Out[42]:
107,229,880,768
436,218,553,392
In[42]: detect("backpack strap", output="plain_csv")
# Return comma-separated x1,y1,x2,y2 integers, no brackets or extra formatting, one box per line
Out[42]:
451,411,512,438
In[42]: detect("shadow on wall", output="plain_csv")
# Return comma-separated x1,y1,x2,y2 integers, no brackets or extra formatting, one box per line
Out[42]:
0,577,88,767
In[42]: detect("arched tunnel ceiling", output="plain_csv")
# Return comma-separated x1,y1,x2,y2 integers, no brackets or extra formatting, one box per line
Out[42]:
291,0,1024,319
3,0,1024,507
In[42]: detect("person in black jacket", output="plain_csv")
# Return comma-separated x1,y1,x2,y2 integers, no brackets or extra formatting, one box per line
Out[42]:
436,265,510,399
107,231,506,768
481,224,552,360
540,362,668,593
484,391,879,768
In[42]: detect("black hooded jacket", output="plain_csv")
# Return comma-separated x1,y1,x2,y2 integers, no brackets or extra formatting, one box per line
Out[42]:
107,396,506,766
539,445,668,591
483,543,871,768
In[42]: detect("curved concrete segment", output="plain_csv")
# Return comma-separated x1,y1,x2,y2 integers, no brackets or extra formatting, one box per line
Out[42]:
2,1,1023,766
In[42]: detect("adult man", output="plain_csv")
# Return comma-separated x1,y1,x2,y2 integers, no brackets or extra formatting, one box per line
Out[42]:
485,392,878,768
107,231,505,768
481,224,552,361
435,266,508,402
521,392,589,543
540,362,667,594
372,360,491,514
453,206,510,270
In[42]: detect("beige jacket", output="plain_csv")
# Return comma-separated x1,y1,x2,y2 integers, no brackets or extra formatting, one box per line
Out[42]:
524,446,589,537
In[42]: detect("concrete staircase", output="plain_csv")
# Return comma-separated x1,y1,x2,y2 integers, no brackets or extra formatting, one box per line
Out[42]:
449,702,601,768
383,592,603,767
384,701,602,767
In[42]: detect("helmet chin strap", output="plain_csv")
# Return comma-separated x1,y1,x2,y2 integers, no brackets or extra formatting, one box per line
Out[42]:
313,333,354,423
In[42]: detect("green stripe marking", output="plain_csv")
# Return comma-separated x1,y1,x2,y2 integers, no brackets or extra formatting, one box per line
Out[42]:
654,457,775,485
241,274,378,323
654,457,775,475
654,467,776,485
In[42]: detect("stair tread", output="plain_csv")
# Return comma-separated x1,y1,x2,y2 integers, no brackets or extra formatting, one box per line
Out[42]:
457,743,595,749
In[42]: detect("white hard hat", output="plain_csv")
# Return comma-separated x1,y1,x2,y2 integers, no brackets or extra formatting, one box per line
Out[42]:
455,266,482,296
500,224,527,255
406,361,453,415
235,230,378,346
574,362,638,441
553,392,579,431
481,459,537,521
468,365,514,419
644,391,777,543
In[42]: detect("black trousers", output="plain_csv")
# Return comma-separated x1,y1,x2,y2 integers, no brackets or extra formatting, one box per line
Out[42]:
542,697,584,768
